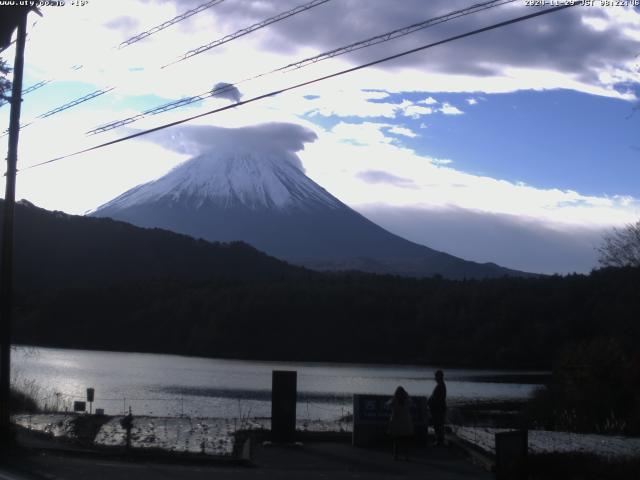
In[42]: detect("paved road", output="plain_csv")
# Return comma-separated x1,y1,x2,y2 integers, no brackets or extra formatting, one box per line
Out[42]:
2,440,492,480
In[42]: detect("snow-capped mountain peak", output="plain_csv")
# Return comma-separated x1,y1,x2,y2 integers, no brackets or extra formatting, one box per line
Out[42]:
97,148,341,212
92,143,529,279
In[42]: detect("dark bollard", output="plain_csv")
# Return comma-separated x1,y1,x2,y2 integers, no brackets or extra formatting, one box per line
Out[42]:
86,388,94,415
120,407,134,451
495,430,528,480
271,370,297,443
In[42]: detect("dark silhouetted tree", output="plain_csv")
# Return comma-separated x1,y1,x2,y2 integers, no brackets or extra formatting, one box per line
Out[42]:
527,338,640,434
598,220,640,268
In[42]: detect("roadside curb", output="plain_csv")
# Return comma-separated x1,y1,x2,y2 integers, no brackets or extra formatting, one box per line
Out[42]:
446,432,495,472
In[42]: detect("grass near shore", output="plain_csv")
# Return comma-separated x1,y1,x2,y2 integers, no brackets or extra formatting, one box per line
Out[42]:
10,387,38,414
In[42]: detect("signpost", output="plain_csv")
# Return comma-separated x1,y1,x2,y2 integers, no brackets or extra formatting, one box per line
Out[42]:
352,394,428,447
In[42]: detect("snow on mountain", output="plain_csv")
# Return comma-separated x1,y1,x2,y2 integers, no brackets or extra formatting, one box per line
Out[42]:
92,138,531,279
96,148,341,212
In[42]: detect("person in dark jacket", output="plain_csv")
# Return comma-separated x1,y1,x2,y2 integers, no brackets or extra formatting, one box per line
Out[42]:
387,386,414,461
428,370,447,445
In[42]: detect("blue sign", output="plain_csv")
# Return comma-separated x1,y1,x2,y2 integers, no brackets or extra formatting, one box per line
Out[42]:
354,394,428,424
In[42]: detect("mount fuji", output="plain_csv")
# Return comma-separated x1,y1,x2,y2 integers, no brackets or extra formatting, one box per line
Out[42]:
92,129,529,279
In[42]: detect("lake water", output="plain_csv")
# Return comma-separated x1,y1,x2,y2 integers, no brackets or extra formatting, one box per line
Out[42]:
12,346,547,420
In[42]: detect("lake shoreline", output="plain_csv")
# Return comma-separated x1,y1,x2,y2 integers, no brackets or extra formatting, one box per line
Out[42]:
12,346,547,419
12,343,552,373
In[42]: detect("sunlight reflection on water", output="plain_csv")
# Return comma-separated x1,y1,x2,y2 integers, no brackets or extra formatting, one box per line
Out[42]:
12,346,547,419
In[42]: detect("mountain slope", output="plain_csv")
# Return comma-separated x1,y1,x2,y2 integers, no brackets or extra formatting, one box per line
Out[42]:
1,199,308,293
93,148,531,279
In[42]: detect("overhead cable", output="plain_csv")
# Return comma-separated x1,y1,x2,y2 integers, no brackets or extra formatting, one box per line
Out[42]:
24,4,578,171
118,0,226,49
0,86,116,137
277,0,517,73
86,83,242,135
88,0,515,135
0,0,224,108
162,0,331,69
0,79,50,108
1,59,78,106
38,87,115,119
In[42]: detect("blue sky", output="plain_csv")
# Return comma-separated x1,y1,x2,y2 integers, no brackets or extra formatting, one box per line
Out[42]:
1,0,640,274
310,88,640,198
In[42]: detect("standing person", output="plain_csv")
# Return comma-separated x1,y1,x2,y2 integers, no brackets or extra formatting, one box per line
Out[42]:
387,386,414,461
428,370,447,446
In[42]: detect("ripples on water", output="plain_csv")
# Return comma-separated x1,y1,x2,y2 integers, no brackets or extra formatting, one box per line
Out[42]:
12,346,547,419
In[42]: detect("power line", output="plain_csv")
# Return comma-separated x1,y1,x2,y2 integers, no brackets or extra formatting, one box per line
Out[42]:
7,0,331,129
161,0,332,69
0,121,32,138
86,82,242,135
0,59,80,109
0,16,42,106
22,79,51,95
0,1,224,108
118,0,226,49
0,87,115,138
276,0,517,73
0,79,51,108
88,0,516,135
23,4,578,172
37,87,115,118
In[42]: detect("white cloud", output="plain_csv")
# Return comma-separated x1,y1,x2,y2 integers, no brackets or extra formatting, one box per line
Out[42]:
420,97,438,105
440,102,464,115
331,122,382,144
297,88,409,118
6,0,639,253
356,170,417,189
13,1,640,108
17,103,637,232
623,27,640,41
401,104,434,119
466,98,478,105
582,16,609,32
387,126,418,138
9,0,637,147
299,122,640,228
431,158,453,166
357,204,609,274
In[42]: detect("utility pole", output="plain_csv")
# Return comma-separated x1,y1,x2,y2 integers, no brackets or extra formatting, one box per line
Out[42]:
0,10,28,448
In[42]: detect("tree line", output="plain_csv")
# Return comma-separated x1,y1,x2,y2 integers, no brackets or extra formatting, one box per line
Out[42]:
13,266,640,369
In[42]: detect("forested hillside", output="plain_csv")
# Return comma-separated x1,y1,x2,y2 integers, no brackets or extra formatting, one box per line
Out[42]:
1,199,310,292
14,266,640,369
